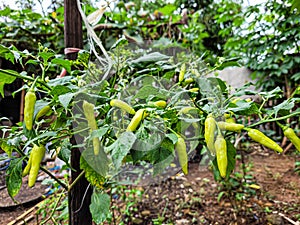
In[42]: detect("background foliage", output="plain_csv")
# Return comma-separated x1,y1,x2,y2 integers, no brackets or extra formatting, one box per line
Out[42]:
1,0,299,93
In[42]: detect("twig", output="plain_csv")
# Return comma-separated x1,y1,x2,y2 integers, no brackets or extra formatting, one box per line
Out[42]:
284,74,291,100
283,142,293,154
40,192,64,225
0,185,6,190
51,216,58,224
234,132,246,149
281,136,288,149
278,212,300,225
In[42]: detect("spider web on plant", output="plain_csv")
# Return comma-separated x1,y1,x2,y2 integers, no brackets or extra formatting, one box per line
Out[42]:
76,0,114,81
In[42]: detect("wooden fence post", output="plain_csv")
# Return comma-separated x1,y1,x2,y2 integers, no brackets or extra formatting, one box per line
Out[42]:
64,0,93,224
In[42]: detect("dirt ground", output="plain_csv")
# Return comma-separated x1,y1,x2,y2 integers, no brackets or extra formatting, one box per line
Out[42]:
124,152,300,225
0,146,300,225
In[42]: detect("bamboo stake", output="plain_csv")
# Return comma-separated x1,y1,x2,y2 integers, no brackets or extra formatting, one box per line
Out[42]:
16,214,34,225
7,198,46,225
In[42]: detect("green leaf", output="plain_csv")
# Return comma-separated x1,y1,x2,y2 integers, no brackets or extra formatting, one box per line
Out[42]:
228,100,259,116
110,36,128,50
207,77,228,95
90,191,110,224
158,4,177,15
217,191,225,202
38,52,55,62
0,69,17,97
81,142,109,179
292,0,300,12
197,77,225,108
57,139,71,167
151,138,175,175
273,100,294,117
232,83,258,97
259,87,282,99
77,50,90,65
91,125,110,139
0,7,11,17
51,58,72,74
26,59,40,65
50,85,72,97
226,140,236,178
105,132,136,170
133,119,165,152
0,44,15,63
6,158,23,198
59,92,75,109
215,60,240,70
0,140,13,157
134,85,166,100
80,155,107,189
168,89,188,106
24,131,57,149
131,52,170,68
291,72,300,81
47,76,73,87
165,133,178,145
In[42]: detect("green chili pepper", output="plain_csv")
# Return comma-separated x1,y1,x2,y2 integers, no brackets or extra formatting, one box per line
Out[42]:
283,126,300,152
126,109,147,132
245,128,283,153
24,90,36,130
214,134,227,178
148,100,167,108
23,144,46,187
217,121,244,132
205,114,216,155
83,100,100,155
110,99,136,115
35,105,52,120
179,63,186,83
175,136,188,174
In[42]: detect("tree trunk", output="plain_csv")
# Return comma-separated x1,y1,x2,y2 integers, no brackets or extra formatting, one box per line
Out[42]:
64,0,93,224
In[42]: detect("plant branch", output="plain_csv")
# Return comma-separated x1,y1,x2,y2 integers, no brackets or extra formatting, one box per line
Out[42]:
0,69,51,90
68,170,85,192
39,166,68,190
40,191,64,225
247,111,300,128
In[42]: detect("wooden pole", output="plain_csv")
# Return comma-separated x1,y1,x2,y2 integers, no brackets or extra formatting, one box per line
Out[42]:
64,0,93,224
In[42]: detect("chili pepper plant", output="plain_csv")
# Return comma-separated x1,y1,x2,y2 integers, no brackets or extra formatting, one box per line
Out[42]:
0,39,299,224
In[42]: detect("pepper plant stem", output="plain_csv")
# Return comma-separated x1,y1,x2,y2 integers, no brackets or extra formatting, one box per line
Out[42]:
0,69,51,90
68,170,85,192
247,111,300,128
